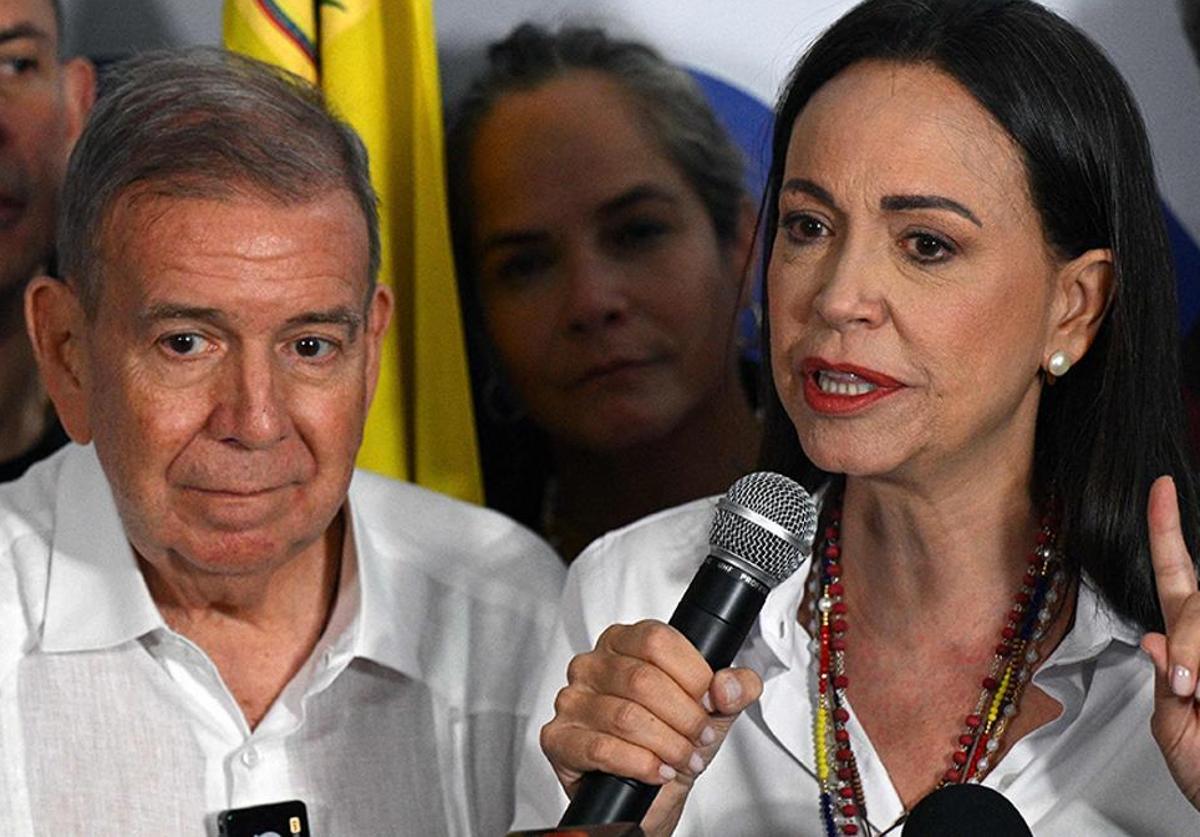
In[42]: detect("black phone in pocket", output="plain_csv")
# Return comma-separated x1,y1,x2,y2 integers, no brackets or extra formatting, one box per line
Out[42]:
217,799,310,837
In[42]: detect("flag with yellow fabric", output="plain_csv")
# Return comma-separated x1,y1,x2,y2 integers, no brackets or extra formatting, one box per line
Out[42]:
223,0,483,503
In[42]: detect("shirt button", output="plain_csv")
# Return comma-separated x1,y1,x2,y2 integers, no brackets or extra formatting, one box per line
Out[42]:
240,746,260,768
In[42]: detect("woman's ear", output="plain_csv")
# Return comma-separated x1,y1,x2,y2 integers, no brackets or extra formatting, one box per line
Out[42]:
25,276,93,443
1043,248,1114,375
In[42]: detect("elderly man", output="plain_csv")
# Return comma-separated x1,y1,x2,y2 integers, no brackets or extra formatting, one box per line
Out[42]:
0,0,93,480
1,48,562,835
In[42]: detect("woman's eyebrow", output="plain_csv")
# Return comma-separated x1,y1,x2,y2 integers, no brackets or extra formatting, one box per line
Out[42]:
881,194,982,227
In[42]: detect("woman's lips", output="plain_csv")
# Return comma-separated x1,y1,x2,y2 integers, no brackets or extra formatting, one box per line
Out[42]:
800,358,903,415
0,196,26,229
572,357,659,387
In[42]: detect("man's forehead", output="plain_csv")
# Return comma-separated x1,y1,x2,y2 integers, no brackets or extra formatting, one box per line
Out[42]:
0,0,60,40
93,187,373,313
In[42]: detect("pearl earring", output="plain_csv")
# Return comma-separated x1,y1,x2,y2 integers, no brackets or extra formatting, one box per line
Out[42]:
1047,350,1072,378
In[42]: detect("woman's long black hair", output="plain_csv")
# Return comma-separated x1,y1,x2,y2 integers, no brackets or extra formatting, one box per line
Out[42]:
758,0,1200,632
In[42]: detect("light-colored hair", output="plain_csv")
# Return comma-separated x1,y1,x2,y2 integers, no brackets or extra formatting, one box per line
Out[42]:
58,47,379,315
446,23,747,274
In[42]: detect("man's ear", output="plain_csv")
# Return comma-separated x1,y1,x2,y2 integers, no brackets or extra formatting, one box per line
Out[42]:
362,283,395,412
25,276,92,443
60,56,96,147
1043,247,1114,375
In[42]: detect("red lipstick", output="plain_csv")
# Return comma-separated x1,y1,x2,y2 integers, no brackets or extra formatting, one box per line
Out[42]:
801,358,903,415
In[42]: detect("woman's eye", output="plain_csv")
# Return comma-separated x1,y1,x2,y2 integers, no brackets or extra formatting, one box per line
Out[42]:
610,219,670,251
160,333,211,357
903,232,956,263
780,212,830,243
293,337,336,359
494,250,553,284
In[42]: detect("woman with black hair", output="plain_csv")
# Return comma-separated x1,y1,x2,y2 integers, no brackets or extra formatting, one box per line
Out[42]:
514,0,1200,833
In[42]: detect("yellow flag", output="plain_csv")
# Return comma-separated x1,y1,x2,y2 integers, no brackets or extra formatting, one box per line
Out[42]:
224,0,483,503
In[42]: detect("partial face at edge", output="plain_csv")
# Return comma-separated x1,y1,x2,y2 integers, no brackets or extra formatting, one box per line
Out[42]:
0,0,91,294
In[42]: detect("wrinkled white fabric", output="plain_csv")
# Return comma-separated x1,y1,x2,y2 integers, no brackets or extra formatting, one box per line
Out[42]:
1,444,564,836
513,496,1199,835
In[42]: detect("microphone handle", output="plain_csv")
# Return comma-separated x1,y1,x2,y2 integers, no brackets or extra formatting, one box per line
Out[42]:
558,558,767,826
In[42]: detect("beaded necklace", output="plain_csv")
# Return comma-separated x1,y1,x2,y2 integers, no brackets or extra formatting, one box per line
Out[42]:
807,497,1065,837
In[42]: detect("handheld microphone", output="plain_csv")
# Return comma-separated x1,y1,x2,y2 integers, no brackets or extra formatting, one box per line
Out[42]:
558,472,817,827
902,784,1032,836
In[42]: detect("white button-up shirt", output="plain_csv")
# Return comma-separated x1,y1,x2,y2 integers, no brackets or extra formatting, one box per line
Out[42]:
1,444,564,836
512,497,1200,835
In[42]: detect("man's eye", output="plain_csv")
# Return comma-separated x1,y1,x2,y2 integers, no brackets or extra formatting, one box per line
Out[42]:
293,337,335,359
161,333,210,356
0,56,39,78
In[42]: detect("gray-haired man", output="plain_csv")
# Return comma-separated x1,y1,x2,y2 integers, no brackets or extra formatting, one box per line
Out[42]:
1,48,562,835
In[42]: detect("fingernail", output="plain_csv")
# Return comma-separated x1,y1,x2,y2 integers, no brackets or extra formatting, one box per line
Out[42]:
1171,664,1193,697
689,751,705,774
701,692,715,713
723,676,743,704
700,726,716,746
658,763,677,782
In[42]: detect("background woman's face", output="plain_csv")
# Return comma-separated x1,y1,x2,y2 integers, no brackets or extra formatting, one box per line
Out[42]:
768,60,1065,486
469,71,747,452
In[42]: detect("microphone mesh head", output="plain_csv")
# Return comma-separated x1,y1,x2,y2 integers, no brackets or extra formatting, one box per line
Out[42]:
708,472,817,586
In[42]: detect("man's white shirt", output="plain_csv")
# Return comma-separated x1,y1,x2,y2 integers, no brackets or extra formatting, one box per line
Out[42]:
0,443,564,836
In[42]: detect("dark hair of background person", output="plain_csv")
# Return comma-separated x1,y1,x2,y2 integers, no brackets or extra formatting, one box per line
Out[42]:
446,23,750,532
1179,0,1200,451
58,46,380,317
757,0,1200,633
1183,0,1200,61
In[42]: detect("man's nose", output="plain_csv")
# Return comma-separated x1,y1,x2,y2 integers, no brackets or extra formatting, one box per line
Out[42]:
207,350,290,449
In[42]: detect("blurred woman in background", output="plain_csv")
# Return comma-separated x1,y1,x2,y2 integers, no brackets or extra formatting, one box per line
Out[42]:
448,25,760,559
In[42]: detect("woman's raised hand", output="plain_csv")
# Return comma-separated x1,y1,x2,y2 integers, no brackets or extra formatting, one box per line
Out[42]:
1142,475,1200,809
540,619,762,836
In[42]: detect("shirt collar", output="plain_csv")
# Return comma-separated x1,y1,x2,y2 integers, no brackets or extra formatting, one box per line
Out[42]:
343,470,427,681
753,512,1144,676
1041,573,1143,667
40,449,464,683
41,444,164,653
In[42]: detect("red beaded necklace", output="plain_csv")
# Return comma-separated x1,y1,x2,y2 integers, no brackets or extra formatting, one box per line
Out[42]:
808,497,1065,837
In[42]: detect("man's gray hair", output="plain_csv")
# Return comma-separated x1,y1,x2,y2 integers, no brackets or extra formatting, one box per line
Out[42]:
58,47,380,315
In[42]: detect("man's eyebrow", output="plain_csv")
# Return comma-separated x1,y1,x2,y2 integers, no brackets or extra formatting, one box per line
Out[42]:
780,178,843,214
0,22,51,45
138,304,227,327
283,307,363,333
881,194,983,227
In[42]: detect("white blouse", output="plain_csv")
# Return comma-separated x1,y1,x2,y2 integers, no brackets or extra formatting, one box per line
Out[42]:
512,496,1200,835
